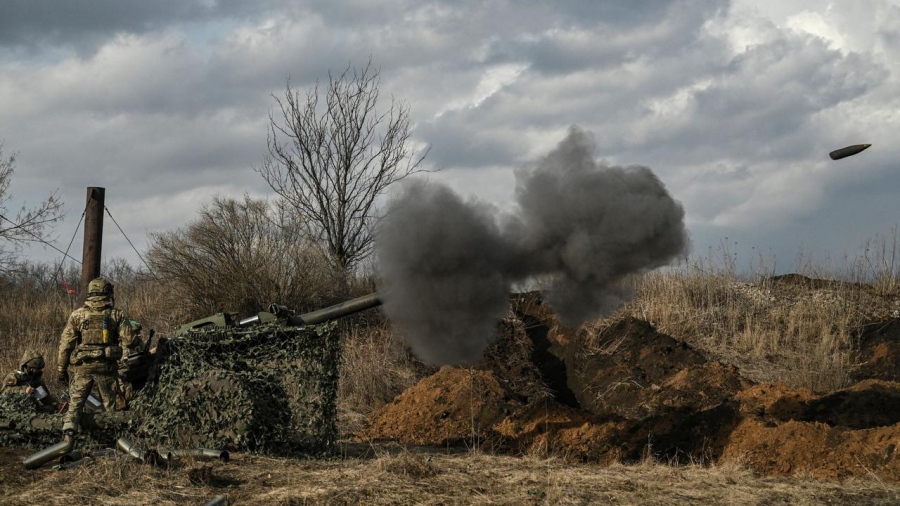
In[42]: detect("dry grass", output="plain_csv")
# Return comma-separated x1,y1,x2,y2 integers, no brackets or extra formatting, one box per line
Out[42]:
337,322,426,434
1,447,898,505
576,236,900,393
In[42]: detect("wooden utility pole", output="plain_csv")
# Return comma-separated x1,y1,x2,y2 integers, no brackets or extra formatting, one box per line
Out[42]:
79,187,105,303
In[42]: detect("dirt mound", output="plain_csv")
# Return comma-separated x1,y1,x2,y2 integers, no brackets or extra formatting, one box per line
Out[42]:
853,319,900,383
734,381,815,420
541,314,752,419
651,362,753,412
476,316,553,404
363,366,520,446
565,317,709,417
721,418,900,480
798,379,900,429
493,401,630,463
365,291,900,482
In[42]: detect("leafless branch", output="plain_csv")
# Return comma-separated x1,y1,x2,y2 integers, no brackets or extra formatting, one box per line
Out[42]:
0,143,64,270
255,61,429,277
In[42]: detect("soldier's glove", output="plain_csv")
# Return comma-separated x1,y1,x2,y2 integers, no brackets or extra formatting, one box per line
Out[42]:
57,370,69,384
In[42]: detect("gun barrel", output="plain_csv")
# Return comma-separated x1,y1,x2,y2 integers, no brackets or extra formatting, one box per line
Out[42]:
288,292,382,326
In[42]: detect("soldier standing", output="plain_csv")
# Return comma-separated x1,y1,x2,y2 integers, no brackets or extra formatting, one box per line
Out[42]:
57,276,136,436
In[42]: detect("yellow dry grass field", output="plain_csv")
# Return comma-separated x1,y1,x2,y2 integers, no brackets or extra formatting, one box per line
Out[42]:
2,446,899,505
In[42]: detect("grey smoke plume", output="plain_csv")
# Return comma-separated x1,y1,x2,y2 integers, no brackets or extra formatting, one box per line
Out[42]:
376,126,689,366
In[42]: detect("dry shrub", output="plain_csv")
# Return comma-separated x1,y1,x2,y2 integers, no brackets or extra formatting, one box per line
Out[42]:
338,322,425,434
0,264,75,386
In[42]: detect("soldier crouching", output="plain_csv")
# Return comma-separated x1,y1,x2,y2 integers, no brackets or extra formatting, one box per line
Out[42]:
1,349,58,412
56,277,137,436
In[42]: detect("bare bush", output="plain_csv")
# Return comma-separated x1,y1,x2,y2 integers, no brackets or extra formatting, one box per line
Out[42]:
146,195,339,319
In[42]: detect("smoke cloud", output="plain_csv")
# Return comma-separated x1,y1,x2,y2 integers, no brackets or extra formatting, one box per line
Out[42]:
376,126,689,365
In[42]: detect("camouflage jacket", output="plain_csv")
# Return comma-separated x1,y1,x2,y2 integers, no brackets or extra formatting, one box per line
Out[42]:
1,370,48,394
1,370,57,408
58,296,137,372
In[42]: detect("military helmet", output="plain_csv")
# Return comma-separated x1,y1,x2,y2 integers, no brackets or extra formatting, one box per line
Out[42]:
20,350,45,371
87,277,114,298
130,320,142,332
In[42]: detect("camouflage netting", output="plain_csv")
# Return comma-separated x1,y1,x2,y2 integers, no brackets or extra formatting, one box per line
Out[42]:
0,393,125,448
0,394,60,447
129,321,341,456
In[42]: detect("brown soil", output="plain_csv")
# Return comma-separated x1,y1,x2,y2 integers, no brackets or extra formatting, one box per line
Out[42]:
721,418,900,480
363,291,900,482
364,366,520,446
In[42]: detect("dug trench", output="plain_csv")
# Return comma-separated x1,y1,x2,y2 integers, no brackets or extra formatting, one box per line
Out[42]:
362,291,900,481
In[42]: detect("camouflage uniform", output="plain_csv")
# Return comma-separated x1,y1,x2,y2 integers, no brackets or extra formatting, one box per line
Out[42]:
57,277,136,434
1,350,57,411
116,320,144,410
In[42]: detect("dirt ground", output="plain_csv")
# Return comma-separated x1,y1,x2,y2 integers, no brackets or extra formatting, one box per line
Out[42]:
363,288,900,483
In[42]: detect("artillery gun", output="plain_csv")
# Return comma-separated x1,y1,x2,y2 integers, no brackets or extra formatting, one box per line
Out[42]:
122,292,382,387
3,293,384,457
172,292,382,336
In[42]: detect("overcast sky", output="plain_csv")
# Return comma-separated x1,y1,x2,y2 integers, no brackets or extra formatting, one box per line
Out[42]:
2,0,897,277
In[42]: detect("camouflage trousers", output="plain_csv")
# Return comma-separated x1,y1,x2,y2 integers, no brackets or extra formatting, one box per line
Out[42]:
62,367,119,433
116,378,133,411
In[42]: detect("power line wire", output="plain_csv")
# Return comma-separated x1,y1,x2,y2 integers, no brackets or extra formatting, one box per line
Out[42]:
104,206,156,276
52,208,87,284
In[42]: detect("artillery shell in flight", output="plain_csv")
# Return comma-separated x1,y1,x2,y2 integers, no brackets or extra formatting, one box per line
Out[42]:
829,144,871,160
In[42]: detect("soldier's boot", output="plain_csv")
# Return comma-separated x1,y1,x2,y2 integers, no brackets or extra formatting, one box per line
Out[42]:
62,419,78,437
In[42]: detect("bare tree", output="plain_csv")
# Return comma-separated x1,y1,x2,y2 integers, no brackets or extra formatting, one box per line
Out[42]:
257,61,428,276
0,143,63,272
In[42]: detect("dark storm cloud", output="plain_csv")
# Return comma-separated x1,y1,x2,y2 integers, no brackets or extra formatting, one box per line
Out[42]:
0,0,290,52
483,0,726,74
410,0,733,170
377,127,689,365
416,111,524,169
